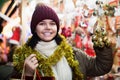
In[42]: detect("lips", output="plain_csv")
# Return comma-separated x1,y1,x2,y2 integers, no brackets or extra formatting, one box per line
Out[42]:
43,32,52,36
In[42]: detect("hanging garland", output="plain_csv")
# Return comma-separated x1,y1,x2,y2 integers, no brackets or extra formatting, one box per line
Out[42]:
13,35,84,80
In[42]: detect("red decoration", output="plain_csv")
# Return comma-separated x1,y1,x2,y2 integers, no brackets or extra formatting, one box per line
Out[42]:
9,27,21,45
74,34,82,49
61,27,72,38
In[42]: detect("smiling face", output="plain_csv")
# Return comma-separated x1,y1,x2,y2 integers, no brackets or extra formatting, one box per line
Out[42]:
35,19,57,42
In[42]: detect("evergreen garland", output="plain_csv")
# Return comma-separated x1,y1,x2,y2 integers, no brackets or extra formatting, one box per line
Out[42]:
13,35,84,80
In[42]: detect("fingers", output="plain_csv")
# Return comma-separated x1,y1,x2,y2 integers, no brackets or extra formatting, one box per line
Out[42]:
31,57,39,67
26,54,36,61
24,54,39,76
25,54,39,70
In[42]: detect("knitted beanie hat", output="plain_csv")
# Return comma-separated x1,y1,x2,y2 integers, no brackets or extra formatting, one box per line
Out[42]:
30,3,60,34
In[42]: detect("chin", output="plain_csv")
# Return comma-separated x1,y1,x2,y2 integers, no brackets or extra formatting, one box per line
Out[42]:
42,38,53,42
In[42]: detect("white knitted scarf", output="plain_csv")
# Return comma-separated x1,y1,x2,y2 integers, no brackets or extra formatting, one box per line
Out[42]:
35,40,72,80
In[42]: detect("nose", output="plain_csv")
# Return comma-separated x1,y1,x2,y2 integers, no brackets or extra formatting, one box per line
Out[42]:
45,23,51,29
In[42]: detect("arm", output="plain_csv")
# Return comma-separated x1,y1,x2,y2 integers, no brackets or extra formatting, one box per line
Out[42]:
74,46,113,77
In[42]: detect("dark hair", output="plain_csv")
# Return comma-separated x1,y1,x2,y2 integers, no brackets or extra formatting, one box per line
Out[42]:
30,3,60,34
27,3,62,48
26,33,62,49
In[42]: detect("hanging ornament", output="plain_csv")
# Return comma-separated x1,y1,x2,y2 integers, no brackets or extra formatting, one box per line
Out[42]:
92,27,111,48
103,4,115,17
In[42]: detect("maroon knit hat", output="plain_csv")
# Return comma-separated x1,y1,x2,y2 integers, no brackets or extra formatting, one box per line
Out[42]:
30,4,60,34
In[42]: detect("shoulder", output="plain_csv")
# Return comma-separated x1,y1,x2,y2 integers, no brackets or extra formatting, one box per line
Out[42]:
14,44,31,52
72,47,95,64
72,47,86,57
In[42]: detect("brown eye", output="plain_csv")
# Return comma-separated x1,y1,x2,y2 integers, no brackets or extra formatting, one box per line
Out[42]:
38,22,45,25
50,22,56,26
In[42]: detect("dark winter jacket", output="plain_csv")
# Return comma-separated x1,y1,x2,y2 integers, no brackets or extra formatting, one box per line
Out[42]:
11,45,113,80
73,46,113,79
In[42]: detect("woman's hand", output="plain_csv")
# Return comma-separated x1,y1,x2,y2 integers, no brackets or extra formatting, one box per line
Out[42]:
24,54,39,76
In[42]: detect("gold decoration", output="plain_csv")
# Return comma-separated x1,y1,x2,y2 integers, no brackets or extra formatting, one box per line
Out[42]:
92,28,111,48
13,35,84,80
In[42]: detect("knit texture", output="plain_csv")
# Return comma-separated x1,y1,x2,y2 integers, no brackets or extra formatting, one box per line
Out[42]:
30,4,59,34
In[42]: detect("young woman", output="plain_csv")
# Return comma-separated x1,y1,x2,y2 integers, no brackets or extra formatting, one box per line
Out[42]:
13,3,113,80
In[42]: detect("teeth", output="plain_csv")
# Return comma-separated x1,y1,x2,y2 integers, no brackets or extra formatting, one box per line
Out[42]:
44,32,51,36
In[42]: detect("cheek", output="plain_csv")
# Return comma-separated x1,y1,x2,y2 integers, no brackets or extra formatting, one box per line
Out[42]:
55,28,58,33
35,26,43,33
53,27,58,33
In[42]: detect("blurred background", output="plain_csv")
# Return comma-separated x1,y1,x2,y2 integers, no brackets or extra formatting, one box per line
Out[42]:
0,0,120,80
